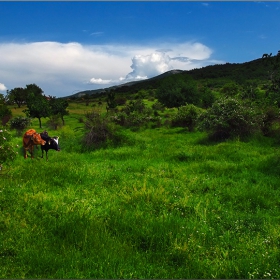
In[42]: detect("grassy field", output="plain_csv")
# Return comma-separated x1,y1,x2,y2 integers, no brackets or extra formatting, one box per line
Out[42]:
1,103,280,278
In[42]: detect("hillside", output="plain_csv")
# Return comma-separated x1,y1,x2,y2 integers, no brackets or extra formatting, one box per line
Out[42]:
66,56,275,99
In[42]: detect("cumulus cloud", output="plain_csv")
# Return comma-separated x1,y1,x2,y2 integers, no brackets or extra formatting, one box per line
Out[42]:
124,42,213,82
0,83,7,92
0,41,221,97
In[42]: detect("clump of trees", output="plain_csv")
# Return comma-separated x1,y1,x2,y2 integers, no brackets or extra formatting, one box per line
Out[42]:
156,74,200,108
6,83,69,129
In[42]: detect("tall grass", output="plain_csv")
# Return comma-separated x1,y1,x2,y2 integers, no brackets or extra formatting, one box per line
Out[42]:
1,111,280,278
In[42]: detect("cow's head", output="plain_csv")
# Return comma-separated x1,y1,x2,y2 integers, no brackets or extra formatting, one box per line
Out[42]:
31,133,46,146
52,136,60,151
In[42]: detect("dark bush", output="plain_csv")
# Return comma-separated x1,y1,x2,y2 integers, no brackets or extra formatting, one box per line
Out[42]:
152,101,165,112
0,104,12,126
260,106,280,136
115,96,127,106
10,116,32,135
82,110,118,148
171,104,202,131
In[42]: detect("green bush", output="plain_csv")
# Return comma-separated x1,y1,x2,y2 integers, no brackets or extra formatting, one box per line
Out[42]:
0,128,18,166
198,97,259,139
111,100,157,129
10,116,32,135
171,104,202,131
0,104,12,126
152,101,165,112
260,106,280,136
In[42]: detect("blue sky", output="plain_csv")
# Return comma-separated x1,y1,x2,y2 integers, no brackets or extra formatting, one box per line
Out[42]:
0,1,280,98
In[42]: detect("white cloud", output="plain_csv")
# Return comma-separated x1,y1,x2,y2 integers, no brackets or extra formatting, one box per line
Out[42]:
0,83,7,92
0,41,221,97
89,78,112,84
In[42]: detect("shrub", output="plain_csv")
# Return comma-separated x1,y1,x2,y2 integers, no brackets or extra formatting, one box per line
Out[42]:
198,97,259,139
82,110,118,148
171,104,202,131
10,116,32,135
46,115,62,130
0,104,12,126
115,96,127,106
260,106,280,136
0,128,18,166
152,101,165,112
110,100,155,130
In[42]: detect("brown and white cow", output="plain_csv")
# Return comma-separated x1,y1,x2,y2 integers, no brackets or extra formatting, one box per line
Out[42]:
23,129,46,159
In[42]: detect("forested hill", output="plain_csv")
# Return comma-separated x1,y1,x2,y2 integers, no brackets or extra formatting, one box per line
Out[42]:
68,55,276,98
189,58,270,81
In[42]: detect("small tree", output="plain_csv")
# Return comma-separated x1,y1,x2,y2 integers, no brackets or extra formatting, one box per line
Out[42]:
24,93,50,128
0,93,5,104
6,87,27,108
106,91,117,112
49,97,69,125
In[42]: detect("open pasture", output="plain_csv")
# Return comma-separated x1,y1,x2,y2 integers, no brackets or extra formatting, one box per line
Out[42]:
1,103,280,278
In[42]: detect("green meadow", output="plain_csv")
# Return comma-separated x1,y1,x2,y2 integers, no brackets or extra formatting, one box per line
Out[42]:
1,102,280,278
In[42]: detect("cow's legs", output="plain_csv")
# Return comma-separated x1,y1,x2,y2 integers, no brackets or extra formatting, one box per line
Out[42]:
30,146,34,159
24,148,28,159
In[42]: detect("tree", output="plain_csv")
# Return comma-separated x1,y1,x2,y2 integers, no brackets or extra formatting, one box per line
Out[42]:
25,83,44,97
198,86,216,108
24,93,50,128
49,97,69,125
156,74,199,108
6,87,27,108
0,93,5,104
106,91,117,112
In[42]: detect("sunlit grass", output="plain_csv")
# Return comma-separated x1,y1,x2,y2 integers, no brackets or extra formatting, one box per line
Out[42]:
1,108,280,278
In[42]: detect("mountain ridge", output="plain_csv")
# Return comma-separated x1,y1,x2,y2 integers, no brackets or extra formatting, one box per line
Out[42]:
64,56,274,99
